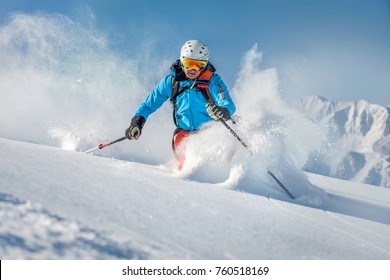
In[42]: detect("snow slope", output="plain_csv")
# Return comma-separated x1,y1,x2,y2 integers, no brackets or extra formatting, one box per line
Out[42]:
1,137,390,260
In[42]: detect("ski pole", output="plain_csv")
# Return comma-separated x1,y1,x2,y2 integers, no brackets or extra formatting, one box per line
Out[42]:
83,136,127,154
219,118,249,149
219,118,295,199
267,171,295,199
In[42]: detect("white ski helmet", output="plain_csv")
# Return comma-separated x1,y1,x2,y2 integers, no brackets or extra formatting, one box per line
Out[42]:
180,40,209,63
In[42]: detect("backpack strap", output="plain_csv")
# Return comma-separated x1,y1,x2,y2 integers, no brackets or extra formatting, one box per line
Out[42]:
195,69,215,104
170,76,189,127
170,76,189,105
169,60,188,106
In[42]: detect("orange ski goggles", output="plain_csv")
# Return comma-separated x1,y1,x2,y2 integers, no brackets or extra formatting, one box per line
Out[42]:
181,58,207,71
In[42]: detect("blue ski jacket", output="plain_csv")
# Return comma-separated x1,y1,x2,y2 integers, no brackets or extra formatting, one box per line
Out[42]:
134,61,236,131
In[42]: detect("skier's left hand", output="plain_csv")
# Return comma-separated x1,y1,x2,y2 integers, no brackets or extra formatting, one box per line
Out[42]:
206,103,230,121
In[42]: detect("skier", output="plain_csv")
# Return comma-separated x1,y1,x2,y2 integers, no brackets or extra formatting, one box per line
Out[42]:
125,40,236,170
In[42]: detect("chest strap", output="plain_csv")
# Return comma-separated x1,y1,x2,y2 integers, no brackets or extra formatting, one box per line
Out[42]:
170,69,215,105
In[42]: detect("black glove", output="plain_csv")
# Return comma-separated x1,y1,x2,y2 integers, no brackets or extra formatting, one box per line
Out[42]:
206,103,230,121
126,116,146,140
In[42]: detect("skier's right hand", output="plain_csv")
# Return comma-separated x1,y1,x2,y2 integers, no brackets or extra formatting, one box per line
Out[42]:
206,103,230,121
125,116,145,140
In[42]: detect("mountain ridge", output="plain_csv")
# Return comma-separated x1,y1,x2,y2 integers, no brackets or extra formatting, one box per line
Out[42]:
300,95,390,188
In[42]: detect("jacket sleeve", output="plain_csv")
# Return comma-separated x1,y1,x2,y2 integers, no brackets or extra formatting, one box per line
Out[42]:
209,74,236,117
134,75,172,120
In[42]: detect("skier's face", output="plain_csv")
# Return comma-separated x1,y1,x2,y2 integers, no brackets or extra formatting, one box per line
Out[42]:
183,68,201,80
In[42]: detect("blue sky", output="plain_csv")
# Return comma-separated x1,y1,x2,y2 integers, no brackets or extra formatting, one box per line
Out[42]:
1,0,389,105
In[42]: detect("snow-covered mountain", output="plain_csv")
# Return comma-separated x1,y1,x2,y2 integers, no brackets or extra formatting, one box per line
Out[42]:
300,96,390,188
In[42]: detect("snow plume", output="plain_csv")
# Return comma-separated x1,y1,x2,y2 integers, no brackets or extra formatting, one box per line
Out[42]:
0,12,174,163
227,45,327,202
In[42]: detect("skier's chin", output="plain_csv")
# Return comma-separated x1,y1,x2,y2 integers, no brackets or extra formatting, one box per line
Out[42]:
185,70,200,79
